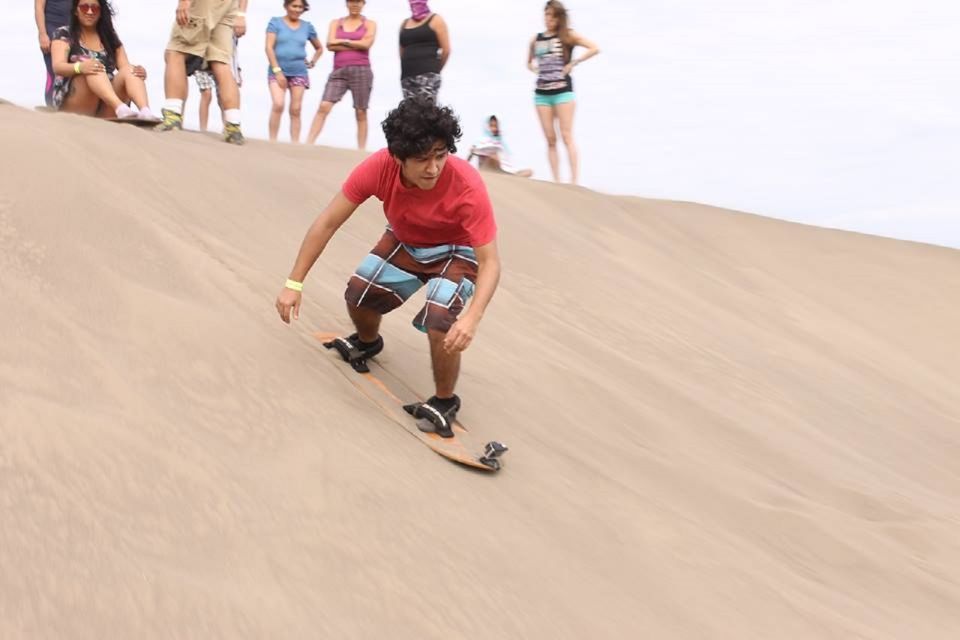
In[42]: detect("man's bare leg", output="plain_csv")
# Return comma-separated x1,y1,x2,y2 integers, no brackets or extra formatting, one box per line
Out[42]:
163,50,189,101
427,328,460,398
347,304,382,343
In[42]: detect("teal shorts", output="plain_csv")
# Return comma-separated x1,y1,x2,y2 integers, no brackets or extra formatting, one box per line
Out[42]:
534,91,575,107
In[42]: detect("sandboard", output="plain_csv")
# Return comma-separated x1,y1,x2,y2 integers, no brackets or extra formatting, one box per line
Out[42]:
314,331,508,472
104,116,162,126
34,106,160,126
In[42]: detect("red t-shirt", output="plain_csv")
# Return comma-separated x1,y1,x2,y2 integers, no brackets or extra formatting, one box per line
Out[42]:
342,149,498,248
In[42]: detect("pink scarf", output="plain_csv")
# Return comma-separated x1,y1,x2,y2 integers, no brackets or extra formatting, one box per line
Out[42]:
409,1,431,21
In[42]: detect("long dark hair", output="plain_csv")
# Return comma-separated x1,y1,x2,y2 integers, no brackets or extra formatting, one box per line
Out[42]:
69,0,122,58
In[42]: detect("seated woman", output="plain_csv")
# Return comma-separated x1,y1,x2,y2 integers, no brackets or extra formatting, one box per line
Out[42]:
470,116,533,177
49,0,154,120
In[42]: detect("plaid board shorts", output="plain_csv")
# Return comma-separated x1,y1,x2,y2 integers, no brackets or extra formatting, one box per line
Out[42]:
345,229,477,333
322,65,373,110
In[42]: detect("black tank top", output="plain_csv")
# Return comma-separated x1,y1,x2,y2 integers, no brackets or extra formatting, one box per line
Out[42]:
399,14,441,79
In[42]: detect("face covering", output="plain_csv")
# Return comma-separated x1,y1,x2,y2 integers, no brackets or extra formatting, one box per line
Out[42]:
410,0,431,20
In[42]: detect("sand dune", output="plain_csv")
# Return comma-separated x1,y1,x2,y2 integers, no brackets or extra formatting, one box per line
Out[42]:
2,102,959,638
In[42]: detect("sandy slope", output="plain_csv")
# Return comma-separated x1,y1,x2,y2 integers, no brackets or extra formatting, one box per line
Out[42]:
1,102,959,639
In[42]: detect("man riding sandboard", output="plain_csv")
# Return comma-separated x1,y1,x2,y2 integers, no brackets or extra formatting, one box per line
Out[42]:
275,97,501,438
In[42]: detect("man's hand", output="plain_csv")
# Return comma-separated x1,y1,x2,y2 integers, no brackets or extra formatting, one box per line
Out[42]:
234,15,247,38
276,288,302,324
177,0,191,27
39,31,51,53
443,314,479,354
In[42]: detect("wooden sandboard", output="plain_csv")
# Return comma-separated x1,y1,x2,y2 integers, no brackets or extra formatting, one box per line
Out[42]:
104,117,162,126
314,331,507,472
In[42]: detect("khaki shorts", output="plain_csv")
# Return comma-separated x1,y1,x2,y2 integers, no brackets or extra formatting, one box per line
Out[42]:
166,0,238,65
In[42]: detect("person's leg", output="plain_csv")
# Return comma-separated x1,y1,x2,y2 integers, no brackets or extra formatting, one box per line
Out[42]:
307,101,334,144
556,99,579,185
535,103,560,182
59,77,102,116
427,329,460,398
267,80,285,141
43,51,55,107
199,88,212,131
163,50,189,102
114,67,149,110
288,84,306,143
347,304,383,343
350,66,373,150
355,109,368,150
79,72,124,112
208,61,239,112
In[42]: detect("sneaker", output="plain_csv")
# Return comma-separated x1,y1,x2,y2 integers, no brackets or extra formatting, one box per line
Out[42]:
223,122,245,145
154,108,183,132
115,104,138,119
137,106,157,121
404,395,461,438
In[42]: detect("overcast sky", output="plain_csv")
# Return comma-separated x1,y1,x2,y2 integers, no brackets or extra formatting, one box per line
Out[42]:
2,0,958,248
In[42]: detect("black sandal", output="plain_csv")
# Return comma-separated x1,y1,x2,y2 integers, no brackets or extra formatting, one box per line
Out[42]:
323,333,384,373
404,395,461,438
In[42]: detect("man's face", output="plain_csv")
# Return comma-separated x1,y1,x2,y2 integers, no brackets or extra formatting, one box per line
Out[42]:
398,141,449,190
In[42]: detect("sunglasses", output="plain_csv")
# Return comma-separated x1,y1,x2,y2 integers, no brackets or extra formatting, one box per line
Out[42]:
78,3,101,15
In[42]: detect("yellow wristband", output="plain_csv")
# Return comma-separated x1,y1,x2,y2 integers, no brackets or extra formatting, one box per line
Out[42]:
285,279,303,292
272,66,282,74
74,61,82,75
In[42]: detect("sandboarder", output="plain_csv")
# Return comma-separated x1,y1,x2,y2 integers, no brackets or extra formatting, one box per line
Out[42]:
275,96,501,437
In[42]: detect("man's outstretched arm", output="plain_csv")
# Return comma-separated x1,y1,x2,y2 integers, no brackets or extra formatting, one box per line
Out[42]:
276,192,361,323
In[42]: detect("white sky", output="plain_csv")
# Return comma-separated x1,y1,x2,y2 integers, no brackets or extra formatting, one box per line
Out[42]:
2,0,958,248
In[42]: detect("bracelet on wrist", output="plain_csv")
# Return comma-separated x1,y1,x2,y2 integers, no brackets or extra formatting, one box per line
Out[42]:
285,279,303,292
74,61,82,75
272,66,282,74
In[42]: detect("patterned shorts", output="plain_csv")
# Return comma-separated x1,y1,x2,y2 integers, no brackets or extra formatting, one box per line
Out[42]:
401,72,441,101
194,69,215,91
322,65,373,110
345,229,477,333
268,74,310,89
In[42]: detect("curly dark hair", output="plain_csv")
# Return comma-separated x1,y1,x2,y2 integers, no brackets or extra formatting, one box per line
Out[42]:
382,97,462,160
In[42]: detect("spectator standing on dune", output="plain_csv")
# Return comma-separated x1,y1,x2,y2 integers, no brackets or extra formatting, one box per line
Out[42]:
528,0,599,184
398,0,449,101
306,0,377,149
35,0,72,107
194,1,246,132
156,0,245,144
266,0,324,143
